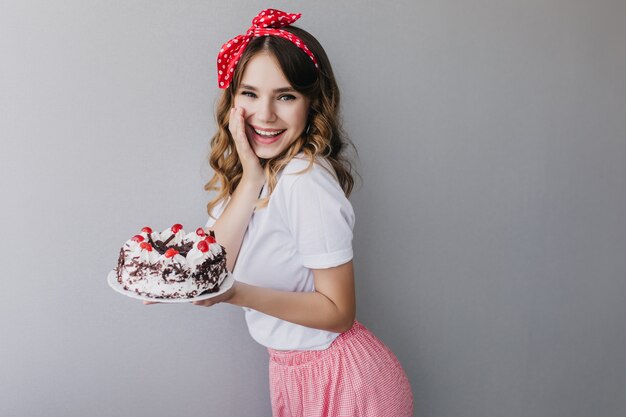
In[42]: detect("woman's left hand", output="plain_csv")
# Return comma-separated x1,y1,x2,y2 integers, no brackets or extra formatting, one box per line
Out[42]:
192,280,238,307
229,107,265,187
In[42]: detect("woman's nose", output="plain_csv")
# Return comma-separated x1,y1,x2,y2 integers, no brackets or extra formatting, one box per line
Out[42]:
256,98,277,123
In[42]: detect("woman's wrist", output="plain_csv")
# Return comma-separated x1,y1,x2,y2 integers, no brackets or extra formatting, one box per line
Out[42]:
239,174,265,193
225,281,248,307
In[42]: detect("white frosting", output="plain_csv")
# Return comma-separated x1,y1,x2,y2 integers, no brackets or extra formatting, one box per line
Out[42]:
129,245,159,263
209,243,222,258
123,239,141,251
160,252,187,267
184,231,206,243
186,247,208,269
141,249,160,263
138,230,160,242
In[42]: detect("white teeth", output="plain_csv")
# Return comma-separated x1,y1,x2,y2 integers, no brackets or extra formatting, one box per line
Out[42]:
254,128,284,137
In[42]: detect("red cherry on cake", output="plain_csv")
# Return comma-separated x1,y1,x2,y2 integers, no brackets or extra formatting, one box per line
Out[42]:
171,224,183,234
139,242,153,251
131,235,145,243
141,227,153,234
197,240,209,253
205,235,216,244
164,248,179,258
196,227,206,236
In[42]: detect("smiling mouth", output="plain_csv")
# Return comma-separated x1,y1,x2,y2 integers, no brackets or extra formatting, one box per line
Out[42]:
252,127,286,137
248,125,287,144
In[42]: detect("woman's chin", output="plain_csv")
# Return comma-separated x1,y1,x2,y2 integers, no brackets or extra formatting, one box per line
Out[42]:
251,141,290,160
252,147,278,160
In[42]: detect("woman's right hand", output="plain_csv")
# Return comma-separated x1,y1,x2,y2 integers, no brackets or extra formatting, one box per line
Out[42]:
228,106,265,188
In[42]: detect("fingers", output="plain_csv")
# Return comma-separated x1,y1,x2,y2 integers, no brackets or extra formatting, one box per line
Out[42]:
192,299,216,307
228,107,247,148
229,107,257,158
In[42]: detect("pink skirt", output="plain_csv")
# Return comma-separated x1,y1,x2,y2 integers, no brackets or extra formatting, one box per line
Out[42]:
268,320,414,417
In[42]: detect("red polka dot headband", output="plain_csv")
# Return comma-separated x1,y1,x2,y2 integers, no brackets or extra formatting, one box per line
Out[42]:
216,8,319,89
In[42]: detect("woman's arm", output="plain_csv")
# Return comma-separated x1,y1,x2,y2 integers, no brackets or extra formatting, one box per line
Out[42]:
194,261,356,333
209,180,262,271
208,107,264,271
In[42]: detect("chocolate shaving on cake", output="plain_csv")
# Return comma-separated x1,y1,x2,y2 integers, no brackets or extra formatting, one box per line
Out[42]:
116,248,125,282
149,234,194,256
162,233,176,246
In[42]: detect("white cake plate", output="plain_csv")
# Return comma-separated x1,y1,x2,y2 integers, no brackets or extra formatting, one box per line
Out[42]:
107,270,234,304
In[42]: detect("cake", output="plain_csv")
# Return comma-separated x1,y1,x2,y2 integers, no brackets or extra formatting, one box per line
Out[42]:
115,224,228,298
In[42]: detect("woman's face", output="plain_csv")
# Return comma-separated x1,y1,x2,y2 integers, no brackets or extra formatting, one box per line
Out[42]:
233,53,310,160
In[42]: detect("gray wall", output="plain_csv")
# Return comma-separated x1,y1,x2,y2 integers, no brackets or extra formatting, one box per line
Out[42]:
1,1,625,416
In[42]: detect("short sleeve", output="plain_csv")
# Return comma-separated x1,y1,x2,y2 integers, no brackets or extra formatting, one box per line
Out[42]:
205,197,229,228
283,164,355,269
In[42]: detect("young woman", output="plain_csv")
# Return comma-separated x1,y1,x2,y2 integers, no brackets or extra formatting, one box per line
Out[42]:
161,9,413,416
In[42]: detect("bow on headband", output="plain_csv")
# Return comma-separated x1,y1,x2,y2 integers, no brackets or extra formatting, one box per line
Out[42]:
216,9,318,89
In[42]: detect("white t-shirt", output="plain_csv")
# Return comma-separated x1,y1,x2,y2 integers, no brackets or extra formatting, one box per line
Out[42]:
206,155,355,350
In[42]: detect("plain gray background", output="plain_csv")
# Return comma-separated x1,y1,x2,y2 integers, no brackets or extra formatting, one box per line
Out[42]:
1,0,625,416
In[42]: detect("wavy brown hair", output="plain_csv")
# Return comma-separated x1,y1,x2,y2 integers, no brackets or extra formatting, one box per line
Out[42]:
204,26,357,218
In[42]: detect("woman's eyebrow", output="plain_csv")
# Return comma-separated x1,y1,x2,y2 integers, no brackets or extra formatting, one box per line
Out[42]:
240,84,295,93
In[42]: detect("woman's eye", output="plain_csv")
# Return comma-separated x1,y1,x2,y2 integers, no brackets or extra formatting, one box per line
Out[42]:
240,91,296,101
